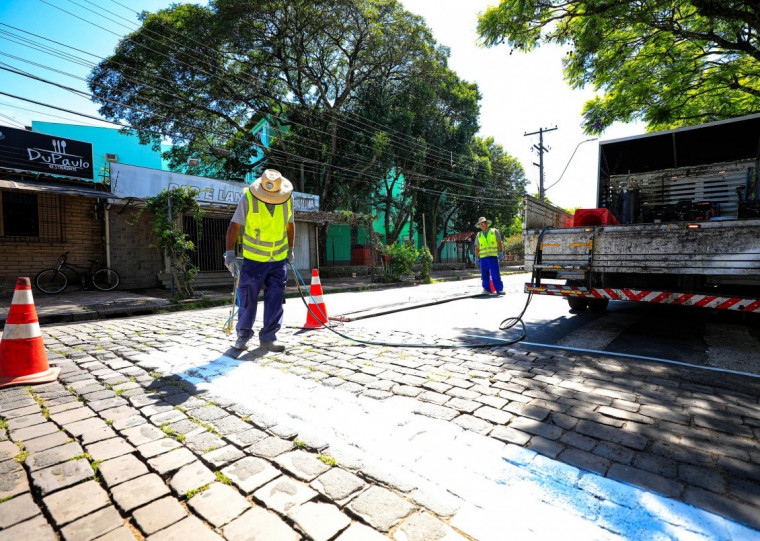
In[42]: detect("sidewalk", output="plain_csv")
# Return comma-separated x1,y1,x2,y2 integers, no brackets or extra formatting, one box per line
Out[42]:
0,267,519,327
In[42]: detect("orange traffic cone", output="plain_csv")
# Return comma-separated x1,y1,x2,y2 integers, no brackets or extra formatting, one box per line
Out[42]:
301,270,329,329
0,278,60,388
489,278,496,293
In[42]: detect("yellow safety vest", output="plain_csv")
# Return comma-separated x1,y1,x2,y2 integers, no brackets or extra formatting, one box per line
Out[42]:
477,229,498,258
242,191,292,262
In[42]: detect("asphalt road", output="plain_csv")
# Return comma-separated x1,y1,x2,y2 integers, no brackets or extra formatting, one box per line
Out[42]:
282,272,760,376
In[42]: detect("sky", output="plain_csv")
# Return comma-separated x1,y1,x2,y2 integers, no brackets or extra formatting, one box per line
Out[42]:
0,0,642,209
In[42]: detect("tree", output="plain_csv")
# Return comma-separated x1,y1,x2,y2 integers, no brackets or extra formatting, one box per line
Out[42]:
89,0,438,211
477,0,760,133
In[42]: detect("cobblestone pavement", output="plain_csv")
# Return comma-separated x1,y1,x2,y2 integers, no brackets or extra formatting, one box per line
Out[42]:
0,308,759,540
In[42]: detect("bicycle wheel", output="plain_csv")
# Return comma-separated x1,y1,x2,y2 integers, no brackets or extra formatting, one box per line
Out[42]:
35,269,68,294
92,268,120,291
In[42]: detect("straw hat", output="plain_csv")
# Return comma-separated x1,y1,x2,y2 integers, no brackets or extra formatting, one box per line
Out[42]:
249,169,293,204
475,217,491,227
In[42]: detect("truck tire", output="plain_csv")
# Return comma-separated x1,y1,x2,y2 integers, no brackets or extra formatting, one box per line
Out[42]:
588,298,610,312
567,296,588,311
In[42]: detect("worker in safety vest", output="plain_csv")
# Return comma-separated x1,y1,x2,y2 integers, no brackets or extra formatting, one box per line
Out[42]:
473,216,505,295
223,169,295,351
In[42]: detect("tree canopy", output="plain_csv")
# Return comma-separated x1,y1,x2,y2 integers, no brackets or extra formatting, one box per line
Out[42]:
477,0,760,133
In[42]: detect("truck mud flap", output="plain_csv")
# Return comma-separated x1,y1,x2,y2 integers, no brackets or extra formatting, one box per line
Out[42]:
524,283,760,312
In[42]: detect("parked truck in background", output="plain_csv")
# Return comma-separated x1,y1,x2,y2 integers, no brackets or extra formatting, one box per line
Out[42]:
523,113,760,313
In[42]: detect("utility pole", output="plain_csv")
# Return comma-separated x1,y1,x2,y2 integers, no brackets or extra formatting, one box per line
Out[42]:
524,126,558,201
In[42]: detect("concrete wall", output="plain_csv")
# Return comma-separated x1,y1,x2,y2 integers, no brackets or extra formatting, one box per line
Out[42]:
0,193,103,293
108,204,164,290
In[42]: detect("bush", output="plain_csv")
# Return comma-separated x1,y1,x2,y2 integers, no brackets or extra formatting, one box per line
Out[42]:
502,233,524,256
378,242,418,282
417,246,433,283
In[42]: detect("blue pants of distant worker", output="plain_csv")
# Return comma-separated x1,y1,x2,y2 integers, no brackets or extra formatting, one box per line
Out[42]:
236,259,287,343
480,256,503,293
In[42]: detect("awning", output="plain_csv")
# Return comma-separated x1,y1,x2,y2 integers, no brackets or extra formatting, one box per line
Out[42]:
0,179,115,199
442,231,475,243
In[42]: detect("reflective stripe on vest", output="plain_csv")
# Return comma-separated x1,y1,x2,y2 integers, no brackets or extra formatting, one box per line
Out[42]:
242,191,292,262
478,229,498,258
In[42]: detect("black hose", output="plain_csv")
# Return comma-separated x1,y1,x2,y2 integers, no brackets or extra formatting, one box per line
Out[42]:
288,260,530,349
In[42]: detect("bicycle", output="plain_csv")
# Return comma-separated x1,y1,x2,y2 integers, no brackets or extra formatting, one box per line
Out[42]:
35,252,120,294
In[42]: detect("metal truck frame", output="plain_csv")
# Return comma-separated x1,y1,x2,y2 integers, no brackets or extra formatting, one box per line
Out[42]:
523,114,760,313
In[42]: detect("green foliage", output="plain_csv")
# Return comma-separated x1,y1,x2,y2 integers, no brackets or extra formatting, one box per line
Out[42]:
131,187,203,298
502,234,524,256
377,241,418,282
417,245,433,283
478,0,760,133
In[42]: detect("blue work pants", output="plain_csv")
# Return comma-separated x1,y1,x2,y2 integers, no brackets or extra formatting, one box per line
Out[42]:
480,256,503,292
236,259,287,342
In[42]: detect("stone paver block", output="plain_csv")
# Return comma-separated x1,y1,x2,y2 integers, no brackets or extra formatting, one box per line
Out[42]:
575,421,647,451
509,417,564,440
227,427,267,448
137,438,182,459
31,458,95,496
86,437,134,462
26,441,84,471
2,405,40,418
254,477,318,514
187,482,249,527
347,486,415,532
99,453,149,487
65,417,109,437
453,414,493,435
43,479,109,526
0,514,57,541
608,464,683,499
140,402,174,417
395,511,468,541
0,440,19,461
80,425,118,445
6,413,47,431
121,424,165,446
0,460,28,500
92,525,138,540
247,436,294,459
558,448,611,476
473,406,513,425
0,492,39,529
288,502,350,541
148,447,196,475
50,407,95,426
275,450,332,482
145,516,223,541
490,425,531,446
414,402,459,421
223,507,300,541
311,468,367,504
150,410,187,425
202,445,244,468
99,405,139,422
336,523,388,541
187,405,227,422
60,505,122,541
169,461,216,496
112,415,147,431
111,473,170,512
10,421,58,442
221,457,280,495
184,431,226,453
209,415,252,435
132,496,187,536
47,401,84,415
22,431,72,453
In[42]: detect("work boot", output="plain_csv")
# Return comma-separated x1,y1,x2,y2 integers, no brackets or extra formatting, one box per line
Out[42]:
497,291,506,296
481,289,491,295
261,341,286,353
233,336,250,350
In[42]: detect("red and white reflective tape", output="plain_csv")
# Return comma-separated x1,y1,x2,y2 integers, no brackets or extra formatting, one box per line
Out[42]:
2,322,42,340
525,283,760,312
11,288,34,305
308,294,325,305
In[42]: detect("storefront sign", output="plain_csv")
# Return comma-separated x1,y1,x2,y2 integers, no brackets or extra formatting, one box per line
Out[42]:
110,163,319,211
0,126,93,180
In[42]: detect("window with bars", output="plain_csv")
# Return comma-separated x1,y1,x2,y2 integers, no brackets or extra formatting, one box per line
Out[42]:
0,190,65,242
184,215,228,271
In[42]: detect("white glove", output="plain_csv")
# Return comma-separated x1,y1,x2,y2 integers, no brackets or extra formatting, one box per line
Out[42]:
223,250,237,276
287,250,294,264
